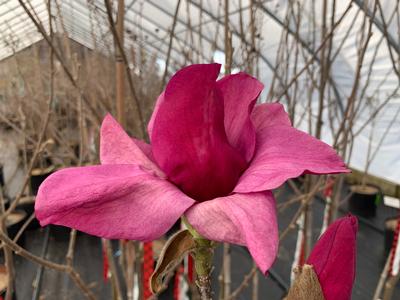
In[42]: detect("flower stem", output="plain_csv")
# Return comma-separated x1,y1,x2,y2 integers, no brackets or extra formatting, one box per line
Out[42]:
193,237,214,300
181,215,202,239
181,216,214,300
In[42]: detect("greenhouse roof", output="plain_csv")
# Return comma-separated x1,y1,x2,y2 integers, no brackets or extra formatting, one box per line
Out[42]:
1,0,400,184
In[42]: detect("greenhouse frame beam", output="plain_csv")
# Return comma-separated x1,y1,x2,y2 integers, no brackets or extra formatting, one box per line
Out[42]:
0,2,48,35
0,3,23,19
62,19,182,71
73,0,209,62
147,0,254,57
256,3,345,114
125,0,138,12
135,0,229,60
58,0,186,67
353,0,400,54
146,0,291,93
86,0,199,62
183,0,345,114
0,3,49,60
124,8,209,62
65,0,275,74
123,19,194,66
1,8,48,37
173,0,259,36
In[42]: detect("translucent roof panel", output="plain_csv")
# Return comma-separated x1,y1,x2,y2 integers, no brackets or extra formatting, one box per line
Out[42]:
0,0,49,59
1,0,400,184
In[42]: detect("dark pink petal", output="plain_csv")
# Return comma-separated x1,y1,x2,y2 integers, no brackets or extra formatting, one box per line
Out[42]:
100,114,164,177
151,64,246,201
185,191,278,274
35,164,195,241
234,125,349,193
251,102,291,130
147,92,164,137
217,73,263,162
306,215,358,300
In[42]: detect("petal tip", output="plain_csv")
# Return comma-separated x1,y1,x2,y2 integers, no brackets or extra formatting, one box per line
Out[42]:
170,64,221,83
100,113,122,139
102,112,116,124
257,249,278,276
344,214,358,234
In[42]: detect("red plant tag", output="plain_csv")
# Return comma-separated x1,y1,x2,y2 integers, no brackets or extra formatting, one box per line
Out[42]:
102,241,109,282
323,177,335,197
143,242,154,299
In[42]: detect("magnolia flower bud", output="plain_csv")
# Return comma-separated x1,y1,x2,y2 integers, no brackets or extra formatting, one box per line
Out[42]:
307,215,358,300
286,215,358,300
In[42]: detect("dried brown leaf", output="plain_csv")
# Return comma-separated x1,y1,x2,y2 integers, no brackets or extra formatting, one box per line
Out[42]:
150,229,196,294
284,264,325,300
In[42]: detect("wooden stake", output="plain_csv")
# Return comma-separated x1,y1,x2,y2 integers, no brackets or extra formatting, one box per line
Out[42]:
116,0,125,128
382,274,400,300
373,251,392,300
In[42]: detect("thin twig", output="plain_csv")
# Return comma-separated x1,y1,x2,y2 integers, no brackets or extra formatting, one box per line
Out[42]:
161,0,182,90
0,230,96,300
104,0,146,139
225,266,257,300
276,3,353,100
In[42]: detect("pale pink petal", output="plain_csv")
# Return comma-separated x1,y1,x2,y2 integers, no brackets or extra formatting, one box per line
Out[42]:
234,125,349,193
151,64,246,201
147,92,164,137
35,164,195,241
251,103,291,131
100,114,164,177
217,73,263,162
185,191,278,274
132,137,155,162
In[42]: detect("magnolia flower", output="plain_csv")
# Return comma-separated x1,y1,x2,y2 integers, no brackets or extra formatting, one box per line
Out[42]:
35,64,348,274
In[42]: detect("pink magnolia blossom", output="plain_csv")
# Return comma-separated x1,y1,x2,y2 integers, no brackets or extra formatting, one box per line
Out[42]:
306,215,358,300
35,64,349,274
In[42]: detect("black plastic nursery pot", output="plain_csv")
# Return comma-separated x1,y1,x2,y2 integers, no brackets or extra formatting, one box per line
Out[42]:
30,165,56,196
49,224,74,241
16,196,40,230
348,184,381,218
17,165,56,231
